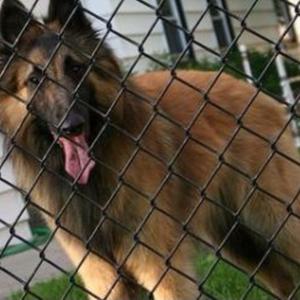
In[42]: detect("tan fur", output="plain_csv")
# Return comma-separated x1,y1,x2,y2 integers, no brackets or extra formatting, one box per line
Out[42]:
2,69,300,300
56,231,131,300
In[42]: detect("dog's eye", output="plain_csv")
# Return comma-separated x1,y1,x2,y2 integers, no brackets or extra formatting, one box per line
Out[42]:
28,76,40,86
65,56,85,77
71,64,83,74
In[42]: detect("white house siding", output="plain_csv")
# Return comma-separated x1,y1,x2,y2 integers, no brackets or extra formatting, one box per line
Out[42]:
0,135,32,248
21,0,281,67
181,0,279,59
287,0,300,44
181,0,219,60
94,0,169,71
227,0,279,47
101,0,280,65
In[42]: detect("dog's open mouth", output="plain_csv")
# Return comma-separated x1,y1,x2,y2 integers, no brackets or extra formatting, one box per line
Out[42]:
50,112,96,185
58,133,96,185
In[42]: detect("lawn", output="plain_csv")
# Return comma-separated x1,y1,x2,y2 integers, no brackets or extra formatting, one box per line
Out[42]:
10,254,273,300
196,254,271,300
10,275,87,300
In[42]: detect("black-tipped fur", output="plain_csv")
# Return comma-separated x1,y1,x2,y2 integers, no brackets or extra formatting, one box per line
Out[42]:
45,0,93,34
0,0,29,44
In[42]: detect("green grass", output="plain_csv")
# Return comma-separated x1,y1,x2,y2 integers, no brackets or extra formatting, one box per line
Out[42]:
10,254,273,300
196,254,271,300
10,276,88,300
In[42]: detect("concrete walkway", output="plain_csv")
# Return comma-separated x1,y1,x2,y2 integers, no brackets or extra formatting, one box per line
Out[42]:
0,239,73,300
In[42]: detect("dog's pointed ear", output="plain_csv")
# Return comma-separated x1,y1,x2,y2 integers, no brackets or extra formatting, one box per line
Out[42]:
46,0,93,34
0,0,30,44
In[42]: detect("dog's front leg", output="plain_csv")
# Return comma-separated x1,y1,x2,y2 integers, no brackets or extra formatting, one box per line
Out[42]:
77,252,131,300
55,233,131,300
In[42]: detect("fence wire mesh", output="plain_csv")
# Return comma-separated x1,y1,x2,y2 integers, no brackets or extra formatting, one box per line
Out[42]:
0,0,300,299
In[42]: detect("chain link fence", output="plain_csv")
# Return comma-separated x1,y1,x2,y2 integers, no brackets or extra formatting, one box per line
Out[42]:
0,0,300,299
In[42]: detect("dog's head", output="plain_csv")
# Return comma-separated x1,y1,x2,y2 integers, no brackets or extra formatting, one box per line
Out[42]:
0,0,122,184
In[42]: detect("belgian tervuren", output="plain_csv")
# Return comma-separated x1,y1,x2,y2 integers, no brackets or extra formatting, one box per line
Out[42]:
0,0,299,299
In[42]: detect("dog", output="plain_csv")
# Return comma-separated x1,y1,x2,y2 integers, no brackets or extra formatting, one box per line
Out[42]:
0,0,299,299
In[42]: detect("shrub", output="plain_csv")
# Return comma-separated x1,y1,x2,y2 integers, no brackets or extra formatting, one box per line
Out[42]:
150,48,300,101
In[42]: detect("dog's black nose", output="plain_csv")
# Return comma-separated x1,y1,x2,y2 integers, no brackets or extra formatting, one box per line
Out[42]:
61,112,85,136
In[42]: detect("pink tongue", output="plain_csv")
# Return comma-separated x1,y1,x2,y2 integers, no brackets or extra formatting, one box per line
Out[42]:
59,134,96,185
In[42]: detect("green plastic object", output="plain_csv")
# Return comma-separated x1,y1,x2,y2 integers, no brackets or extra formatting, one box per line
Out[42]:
2,227,51,257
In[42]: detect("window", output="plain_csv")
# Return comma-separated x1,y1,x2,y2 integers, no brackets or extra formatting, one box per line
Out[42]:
158,0,193,57
208,0,234,50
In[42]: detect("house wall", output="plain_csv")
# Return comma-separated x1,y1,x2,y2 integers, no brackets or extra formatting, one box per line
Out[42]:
0,135,32,248
98,0,280,65
94,0,169,71
287,0,300,44
227,0,279,47
20,0,280,67
181,0,218,59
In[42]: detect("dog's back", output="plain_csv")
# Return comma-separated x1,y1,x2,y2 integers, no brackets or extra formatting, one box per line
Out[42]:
132,70,300,298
